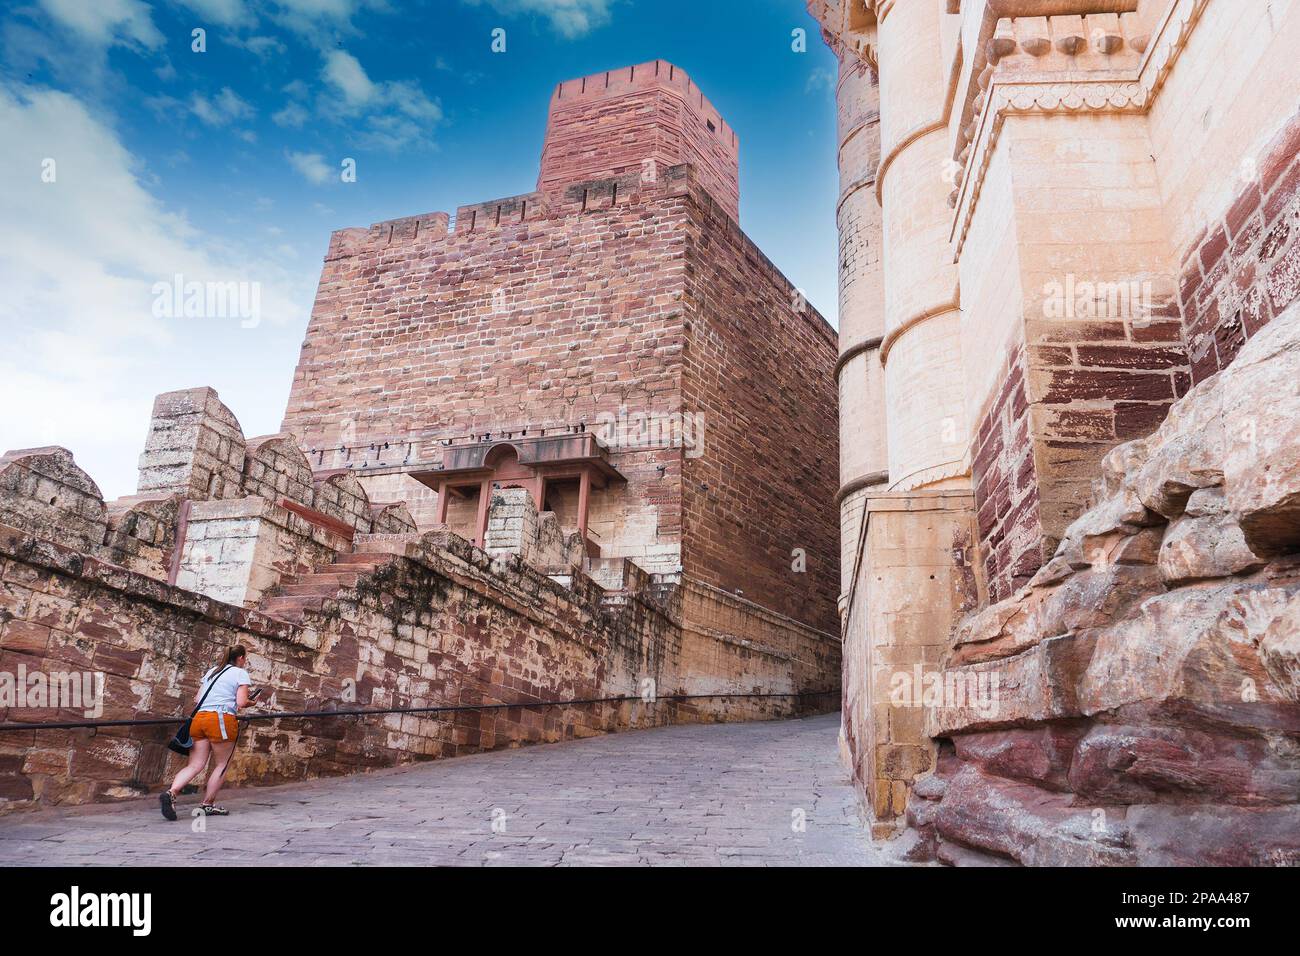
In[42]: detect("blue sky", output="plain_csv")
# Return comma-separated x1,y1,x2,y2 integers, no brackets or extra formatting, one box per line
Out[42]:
0,0,840,499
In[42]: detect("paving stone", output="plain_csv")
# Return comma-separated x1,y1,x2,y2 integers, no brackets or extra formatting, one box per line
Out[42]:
0,716,902,867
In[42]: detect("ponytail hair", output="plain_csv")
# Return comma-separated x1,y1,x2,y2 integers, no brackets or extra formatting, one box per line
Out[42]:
213,644,248,673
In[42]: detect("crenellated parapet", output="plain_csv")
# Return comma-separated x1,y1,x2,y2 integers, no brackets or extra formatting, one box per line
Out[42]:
0,383,687,610
137,387,246,501
0,387,430,608
0,446,109,555
537,60,739,220
321,163,699,266
242,434,316,506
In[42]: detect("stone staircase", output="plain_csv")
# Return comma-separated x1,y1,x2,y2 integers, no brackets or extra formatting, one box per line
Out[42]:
586,557,679,614
260,536,412,623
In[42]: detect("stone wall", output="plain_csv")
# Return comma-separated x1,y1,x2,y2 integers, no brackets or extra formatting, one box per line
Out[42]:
279,69,841,636
0,382,840,813
281,168,693,577
910,305,1300,865
680,186,842,634
175,496,351,608
0,518,835,813
841,490,980,831
811,0,1300,861
483,487,584,568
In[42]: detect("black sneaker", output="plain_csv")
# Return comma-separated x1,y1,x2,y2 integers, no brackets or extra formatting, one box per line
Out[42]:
159,791,177,821
200,804,229,816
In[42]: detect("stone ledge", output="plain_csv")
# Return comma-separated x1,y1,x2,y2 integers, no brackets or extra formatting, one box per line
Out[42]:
0,522,298,643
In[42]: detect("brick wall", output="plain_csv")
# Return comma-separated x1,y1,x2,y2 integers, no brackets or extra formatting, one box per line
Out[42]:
282,163,840,633
680,189,842,634
1179,110,1300,383
0,520,837,812
537,61,740,222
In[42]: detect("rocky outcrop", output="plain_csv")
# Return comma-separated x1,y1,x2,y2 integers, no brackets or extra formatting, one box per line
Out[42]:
911,302,1300,866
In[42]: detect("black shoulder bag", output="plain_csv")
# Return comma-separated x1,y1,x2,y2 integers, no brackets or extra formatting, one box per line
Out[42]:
168,665,232,756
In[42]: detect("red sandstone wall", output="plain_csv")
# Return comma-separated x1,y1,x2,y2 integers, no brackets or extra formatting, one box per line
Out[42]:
1179,110,1300,383
974,290,1191,603
0,524,838,811
283,164,840,633
972,312,1190,604
972,345,1041,603
283,185,688,448
281,173,692,566
680,187,842,634
537,61,740,222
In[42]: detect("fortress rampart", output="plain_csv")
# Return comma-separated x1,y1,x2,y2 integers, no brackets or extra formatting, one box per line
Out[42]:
0,63,844,813
283,65,841,636
0,386,839,812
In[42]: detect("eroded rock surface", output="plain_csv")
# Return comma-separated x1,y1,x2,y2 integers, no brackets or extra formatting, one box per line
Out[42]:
914,304,1300,866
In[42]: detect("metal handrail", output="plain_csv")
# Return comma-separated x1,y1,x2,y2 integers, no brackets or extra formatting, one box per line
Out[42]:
0,690,838,733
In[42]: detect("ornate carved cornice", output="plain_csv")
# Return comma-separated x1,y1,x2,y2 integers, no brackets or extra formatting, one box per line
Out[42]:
949,0,1211,256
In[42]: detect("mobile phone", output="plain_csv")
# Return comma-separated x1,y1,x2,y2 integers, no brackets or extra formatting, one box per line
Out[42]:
248,687,264,700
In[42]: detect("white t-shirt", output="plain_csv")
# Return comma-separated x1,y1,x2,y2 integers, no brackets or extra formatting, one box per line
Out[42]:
198,665,251,715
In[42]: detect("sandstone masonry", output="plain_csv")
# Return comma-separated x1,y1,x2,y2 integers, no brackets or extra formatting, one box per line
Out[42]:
812,0,1300,862
0,64,842,812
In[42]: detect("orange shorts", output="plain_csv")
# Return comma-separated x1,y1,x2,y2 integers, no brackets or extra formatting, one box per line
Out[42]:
189,711,239,742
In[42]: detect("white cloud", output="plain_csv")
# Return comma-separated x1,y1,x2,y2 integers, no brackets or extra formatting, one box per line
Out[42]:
229,34,288,57
38,0,164,50
286,149,332,183
168,0,384,38
805,66,835,94
272,100,310,128
320,50,443,149
322,49,378,107
171,0,257,27
466,0,613,38
189,87,256,126
0,84,310,499
264,0,390,40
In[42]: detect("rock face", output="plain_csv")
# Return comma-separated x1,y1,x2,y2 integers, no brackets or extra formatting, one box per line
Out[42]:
913,304,1300,866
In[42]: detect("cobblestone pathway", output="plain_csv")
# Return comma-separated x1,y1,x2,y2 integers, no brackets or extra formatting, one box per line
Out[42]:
0,714,897,866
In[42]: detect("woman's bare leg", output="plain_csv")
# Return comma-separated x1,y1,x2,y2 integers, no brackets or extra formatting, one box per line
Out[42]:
201,740,237,804
168,739,211,796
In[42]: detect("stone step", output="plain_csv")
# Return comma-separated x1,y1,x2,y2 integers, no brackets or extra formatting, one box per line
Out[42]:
262,548,399,621
285,568,368,587
260,596,325,621
352,532,421,555
276,580,357,597
332,552,396,565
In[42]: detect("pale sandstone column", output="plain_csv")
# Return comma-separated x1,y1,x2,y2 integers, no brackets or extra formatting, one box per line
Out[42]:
835,50,889,612
831,38,890,804
876,0,969,492
811,0,979,831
